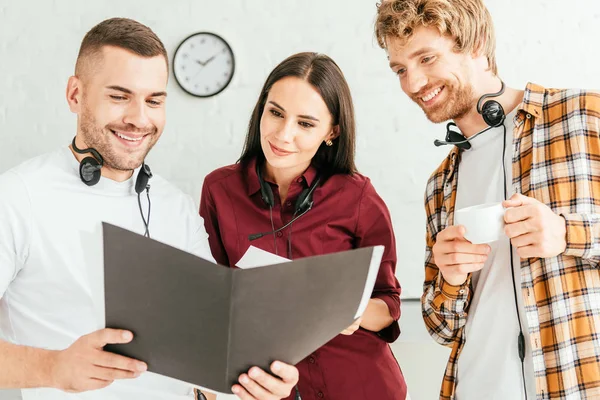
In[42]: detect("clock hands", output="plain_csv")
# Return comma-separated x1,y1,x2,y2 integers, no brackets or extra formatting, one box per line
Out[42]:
191,53,219,81
195,52,220,67
202,54,217,65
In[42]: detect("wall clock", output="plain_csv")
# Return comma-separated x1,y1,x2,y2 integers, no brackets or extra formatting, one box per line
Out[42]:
173,32,235,97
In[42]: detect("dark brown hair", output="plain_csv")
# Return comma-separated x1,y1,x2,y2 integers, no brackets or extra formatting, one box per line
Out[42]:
239,52,357,178
75,17,168,76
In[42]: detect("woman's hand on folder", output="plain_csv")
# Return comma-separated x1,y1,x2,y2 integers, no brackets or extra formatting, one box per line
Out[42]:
340,317,363,335
48,328,147,393
231,361,299,400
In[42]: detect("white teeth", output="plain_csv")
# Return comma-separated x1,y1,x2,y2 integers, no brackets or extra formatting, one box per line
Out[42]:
422,87,442,102
114,131,143,142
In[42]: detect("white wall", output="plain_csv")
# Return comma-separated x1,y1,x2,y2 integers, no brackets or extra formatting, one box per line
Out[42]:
3,0,600,299
2,1,600,399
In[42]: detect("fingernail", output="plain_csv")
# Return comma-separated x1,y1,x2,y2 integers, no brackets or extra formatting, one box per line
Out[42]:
240,375,249,384
232,386,239,393
249,368,259,378
122,331,133,340
272,362,281,372
138,363,147,372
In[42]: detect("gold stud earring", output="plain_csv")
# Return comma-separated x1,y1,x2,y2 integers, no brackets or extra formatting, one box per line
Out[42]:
325,139,333,146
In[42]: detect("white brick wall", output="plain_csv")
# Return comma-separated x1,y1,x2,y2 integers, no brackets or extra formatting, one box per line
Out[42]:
3,0,600,299
2,2,600,397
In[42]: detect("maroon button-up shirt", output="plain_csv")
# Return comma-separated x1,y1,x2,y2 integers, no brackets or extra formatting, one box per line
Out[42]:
199,158,407,400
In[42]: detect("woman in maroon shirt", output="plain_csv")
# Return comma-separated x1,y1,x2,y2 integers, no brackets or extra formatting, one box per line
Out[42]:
200,52,407,400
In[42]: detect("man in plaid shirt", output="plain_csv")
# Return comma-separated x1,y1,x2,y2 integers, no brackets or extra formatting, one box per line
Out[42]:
376,1,600,399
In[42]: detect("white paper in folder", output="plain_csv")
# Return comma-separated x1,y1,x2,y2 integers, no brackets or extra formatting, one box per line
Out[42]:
235,246,291,269
354,245,384,318
236,245,384,319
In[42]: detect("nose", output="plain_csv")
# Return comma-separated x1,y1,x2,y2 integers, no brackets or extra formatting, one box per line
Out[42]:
274,119,295,143
123,100,150,129
406,69,428,95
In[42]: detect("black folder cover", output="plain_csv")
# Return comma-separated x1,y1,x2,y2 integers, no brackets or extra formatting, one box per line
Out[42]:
102,222,382,394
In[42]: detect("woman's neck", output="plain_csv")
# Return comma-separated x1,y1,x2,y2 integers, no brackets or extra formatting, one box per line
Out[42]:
263,161,310,203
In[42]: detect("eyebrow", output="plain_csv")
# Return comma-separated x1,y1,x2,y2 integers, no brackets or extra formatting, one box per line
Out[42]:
389,47,437,69
106,85,167,97
409,47,437,59
268,101,320,122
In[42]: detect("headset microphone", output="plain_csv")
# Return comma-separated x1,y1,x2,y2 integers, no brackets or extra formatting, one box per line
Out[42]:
432,81,506,150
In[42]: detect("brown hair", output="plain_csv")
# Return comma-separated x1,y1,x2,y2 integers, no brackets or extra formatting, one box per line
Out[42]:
75,17,168,76
239,52,357,179
374,0,497,75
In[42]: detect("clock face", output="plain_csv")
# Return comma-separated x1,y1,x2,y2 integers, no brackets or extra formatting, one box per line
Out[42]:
173,32,235,98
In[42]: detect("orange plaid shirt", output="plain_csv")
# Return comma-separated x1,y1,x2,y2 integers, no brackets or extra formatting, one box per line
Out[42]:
423,83,600,399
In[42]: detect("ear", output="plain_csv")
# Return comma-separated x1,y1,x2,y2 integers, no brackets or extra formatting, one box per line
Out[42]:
66,76,82,114
327,125,341,141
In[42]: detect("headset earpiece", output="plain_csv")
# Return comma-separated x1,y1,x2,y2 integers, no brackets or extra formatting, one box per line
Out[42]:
72,137,104,186
445,123,469,144
79,156,102,186
135,163,153,194
294,177,321,214
477,81,506,128
480,99,506,127
256,163,274,208
294,188,312,214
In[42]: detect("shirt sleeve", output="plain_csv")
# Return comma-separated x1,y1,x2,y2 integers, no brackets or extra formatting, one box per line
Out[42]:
562,213,600,267
186,194,216,264
0,170,32,298
421,189,472,347
199,179,230,267
354,179,401,343
191,207,215,262
559,108,600,265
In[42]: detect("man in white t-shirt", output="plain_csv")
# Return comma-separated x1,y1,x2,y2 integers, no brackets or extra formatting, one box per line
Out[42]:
375,1,600,399
0,18,298,400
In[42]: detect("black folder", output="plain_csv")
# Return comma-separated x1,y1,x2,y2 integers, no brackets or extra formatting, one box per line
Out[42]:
102,222,383,394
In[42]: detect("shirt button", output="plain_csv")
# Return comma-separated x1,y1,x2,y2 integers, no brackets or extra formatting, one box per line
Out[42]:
276,232,283,237
286,201,292,207
317,392,324,398
458,289,465,294
309,356,315,364
526,113,532,119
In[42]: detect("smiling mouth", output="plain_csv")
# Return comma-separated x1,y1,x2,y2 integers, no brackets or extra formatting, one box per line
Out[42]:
420,86,445,103
110,129,148,142
269,142,295,155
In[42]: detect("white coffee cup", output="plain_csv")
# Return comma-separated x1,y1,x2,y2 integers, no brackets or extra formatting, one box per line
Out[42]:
453,202,506,244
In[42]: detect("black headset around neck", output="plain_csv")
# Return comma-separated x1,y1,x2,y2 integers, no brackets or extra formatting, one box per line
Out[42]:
71,136,153,237
248,162,321,258
255,162,321,216
433,81,506,150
